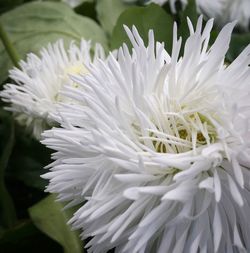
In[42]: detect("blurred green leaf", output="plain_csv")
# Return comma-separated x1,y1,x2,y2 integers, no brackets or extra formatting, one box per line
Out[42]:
0,22,20,67
74,1,97,21
111,3,173,51
0,110,16,228
0,220,38,244
9,155,47,190
227,33,250,62
0,219,63,253
0,0,24,15
96,0,131,37
29,194,83,253
7,127,50,190
0,1,108,83
178,0,198,55
179,0,197,24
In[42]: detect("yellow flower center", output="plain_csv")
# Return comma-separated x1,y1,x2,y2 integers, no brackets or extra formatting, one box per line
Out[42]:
136,112,217,154
66,63,89,76
55,63,89,102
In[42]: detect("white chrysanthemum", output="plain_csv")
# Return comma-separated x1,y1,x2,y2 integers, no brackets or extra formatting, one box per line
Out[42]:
0,39,105,139
196,0,225,18
42,17,250,253
203,0,250,31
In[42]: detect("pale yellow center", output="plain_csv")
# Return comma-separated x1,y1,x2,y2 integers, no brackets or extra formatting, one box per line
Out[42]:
65,63,89,76
55,63,89,102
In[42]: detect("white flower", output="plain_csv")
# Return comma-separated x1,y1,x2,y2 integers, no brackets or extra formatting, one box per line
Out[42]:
0,39,105,139
196,0,225,19
201,0,250,31
42,17,250,253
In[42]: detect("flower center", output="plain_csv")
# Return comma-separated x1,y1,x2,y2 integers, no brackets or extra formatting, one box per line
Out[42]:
66,63,89,76
55,63,89,102
139,112,217,154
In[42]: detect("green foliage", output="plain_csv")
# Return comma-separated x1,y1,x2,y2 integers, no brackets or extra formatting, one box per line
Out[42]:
29,194,83,253
0,110,16,229
227,33,250,62
7,127,49,190
0,1,108,83
74,1,97,21
0,0,25,14
0,221,38,246
177,0,198,55
96,0,131,37
0,220,63,253
111,4,174,52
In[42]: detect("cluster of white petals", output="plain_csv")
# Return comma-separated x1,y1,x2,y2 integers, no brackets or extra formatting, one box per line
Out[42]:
0,39,105,139
42,17,250,253
196,0,225,19
210,0,250,31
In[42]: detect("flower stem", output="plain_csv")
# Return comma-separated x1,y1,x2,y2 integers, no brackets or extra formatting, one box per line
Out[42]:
0,22,19,67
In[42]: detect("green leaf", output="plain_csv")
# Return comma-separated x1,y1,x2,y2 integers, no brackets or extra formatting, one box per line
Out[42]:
7,126,50,190
111,3,174,52
0,1,108,83
74,1,97,22
0,0,24,15
96,0,131,37
227,33,250,62
29,194,83,253
179,0,197,24
0,220,35,243
178,0,198,55
0,110,16,228
0,219,63,252
8,151,48,190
